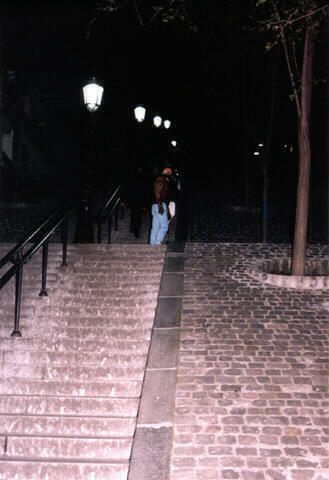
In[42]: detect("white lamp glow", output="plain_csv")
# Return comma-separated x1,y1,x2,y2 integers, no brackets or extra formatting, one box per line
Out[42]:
153,115,162,128
171,140,177,147
254,151,260,156
164,120,171,129
83,78,104,112
134,105,146,123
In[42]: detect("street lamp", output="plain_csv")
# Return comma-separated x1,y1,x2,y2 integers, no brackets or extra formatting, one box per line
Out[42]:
73,77,104,243
164,119,171,129
83,77,104,112
134,105,146,123
153,115,162,128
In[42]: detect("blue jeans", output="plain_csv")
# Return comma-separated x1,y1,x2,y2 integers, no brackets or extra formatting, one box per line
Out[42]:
150,203,168,245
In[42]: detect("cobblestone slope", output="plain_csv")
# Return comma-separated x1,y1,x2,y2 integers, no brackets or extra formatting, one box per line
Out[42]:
170,243,328,480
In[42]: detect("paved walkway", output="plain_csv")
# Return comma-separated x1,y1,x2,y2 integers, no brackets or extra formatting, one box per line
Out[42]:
169,243,328,480
0,195,328,480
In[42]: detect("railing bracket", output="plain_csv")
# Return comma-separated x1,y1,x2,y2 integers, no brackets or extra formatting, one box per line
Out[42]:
10,330,22,338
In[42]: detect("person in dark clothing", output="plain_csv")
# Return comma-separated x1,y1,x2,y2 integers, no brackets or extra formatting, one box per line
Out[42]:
150,166,179,244
123,165,150,238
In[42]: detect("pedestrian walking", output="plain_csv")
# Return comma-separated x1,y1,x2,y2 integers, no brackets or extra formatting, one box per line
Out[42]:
150,165,178,244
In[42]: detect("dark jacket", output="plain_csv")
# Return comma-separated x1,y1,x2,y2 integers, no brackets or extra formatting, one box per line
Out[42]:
153,173,178,215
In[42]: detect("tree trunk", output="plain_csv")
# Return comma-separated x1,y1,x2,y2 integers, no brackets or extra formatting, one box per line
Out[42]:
291,26,314,276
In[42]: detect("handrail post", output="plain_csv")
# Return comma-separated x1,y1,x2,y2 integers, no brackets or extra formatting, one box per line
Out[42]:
108,216,112,244
11,263,23,338
39,239,49,297
61,216,68,267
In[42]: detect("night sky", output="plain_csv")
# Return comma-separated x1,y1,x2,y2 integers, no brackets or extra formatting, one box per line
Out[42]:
2,0,328,202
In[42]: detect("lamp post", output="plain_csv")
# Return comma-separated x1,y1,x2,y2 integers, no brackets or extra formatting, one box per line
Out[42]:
153,115,162,128
134,105,146,123
73,77,104,243
82,77,104,113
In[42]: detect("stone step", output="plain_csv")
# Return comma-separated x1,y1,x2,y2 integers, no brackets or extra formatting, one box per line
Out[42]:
0,266,61,278
1,291,159,306
46,295,158,308
1,315,155,330
0,304,157,319
0,337,148,353
0,286,58,306
0,325,152,340
0,395,139,417
6,315,153,329
70,272,163,282
71,264,164,272
0,414,136,437
1,301,157,314
3,436,132,460
0,459,129,480
67,244,165,253
70,279,164,289
73,253,165,261
0,270,58,281
0,363,145,381
37,299,157,311
0,379,142,397
74,269,162,279
56,287,161,298
0,350,147,367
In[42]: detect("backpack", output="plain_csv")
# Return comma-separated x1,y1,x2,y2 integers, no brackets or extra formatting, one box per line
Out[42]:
154,175,169,215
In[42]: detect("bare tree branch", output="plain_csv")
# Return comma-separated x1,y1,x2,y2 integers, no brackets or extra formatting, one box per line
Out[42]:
273,0,301,116
271,4,327,28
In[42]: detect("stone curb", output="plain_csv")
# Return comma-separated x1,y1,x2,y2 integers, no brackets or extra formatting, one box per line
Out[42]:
248,258,329,290
128,241,185,480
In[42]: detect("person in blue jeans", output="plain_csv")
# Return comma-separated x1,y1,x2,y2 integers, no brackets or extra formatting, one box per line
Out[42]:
150,201,168,244
150,168,173,245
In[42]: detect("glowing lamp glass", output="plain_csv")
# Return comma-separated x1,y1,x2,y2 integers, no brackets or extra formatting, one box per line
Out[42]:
134,106,146,122
153,115,162,128
83,78,104,112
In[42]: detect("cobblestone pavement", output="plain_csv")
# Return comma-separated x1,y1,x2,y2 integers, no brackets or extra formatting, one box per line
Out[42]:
171,243,328,480
188,191,328,245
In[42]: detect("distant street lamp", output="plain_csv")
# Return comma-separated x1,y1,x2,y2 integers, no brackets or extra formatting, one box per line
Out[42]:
164,119,171,129
83,77,104,113
134,105,146,123
153,115,162,128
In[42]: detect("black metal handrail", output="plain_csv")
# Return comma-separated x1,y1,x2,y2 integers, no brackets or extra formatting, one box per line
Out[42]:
0,207,71,337
94,184,122,243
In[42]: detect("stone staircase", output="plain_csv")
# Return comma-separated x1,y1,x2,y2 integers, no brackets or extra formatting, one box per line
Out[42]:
0,242,166,479
94,205,175,245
